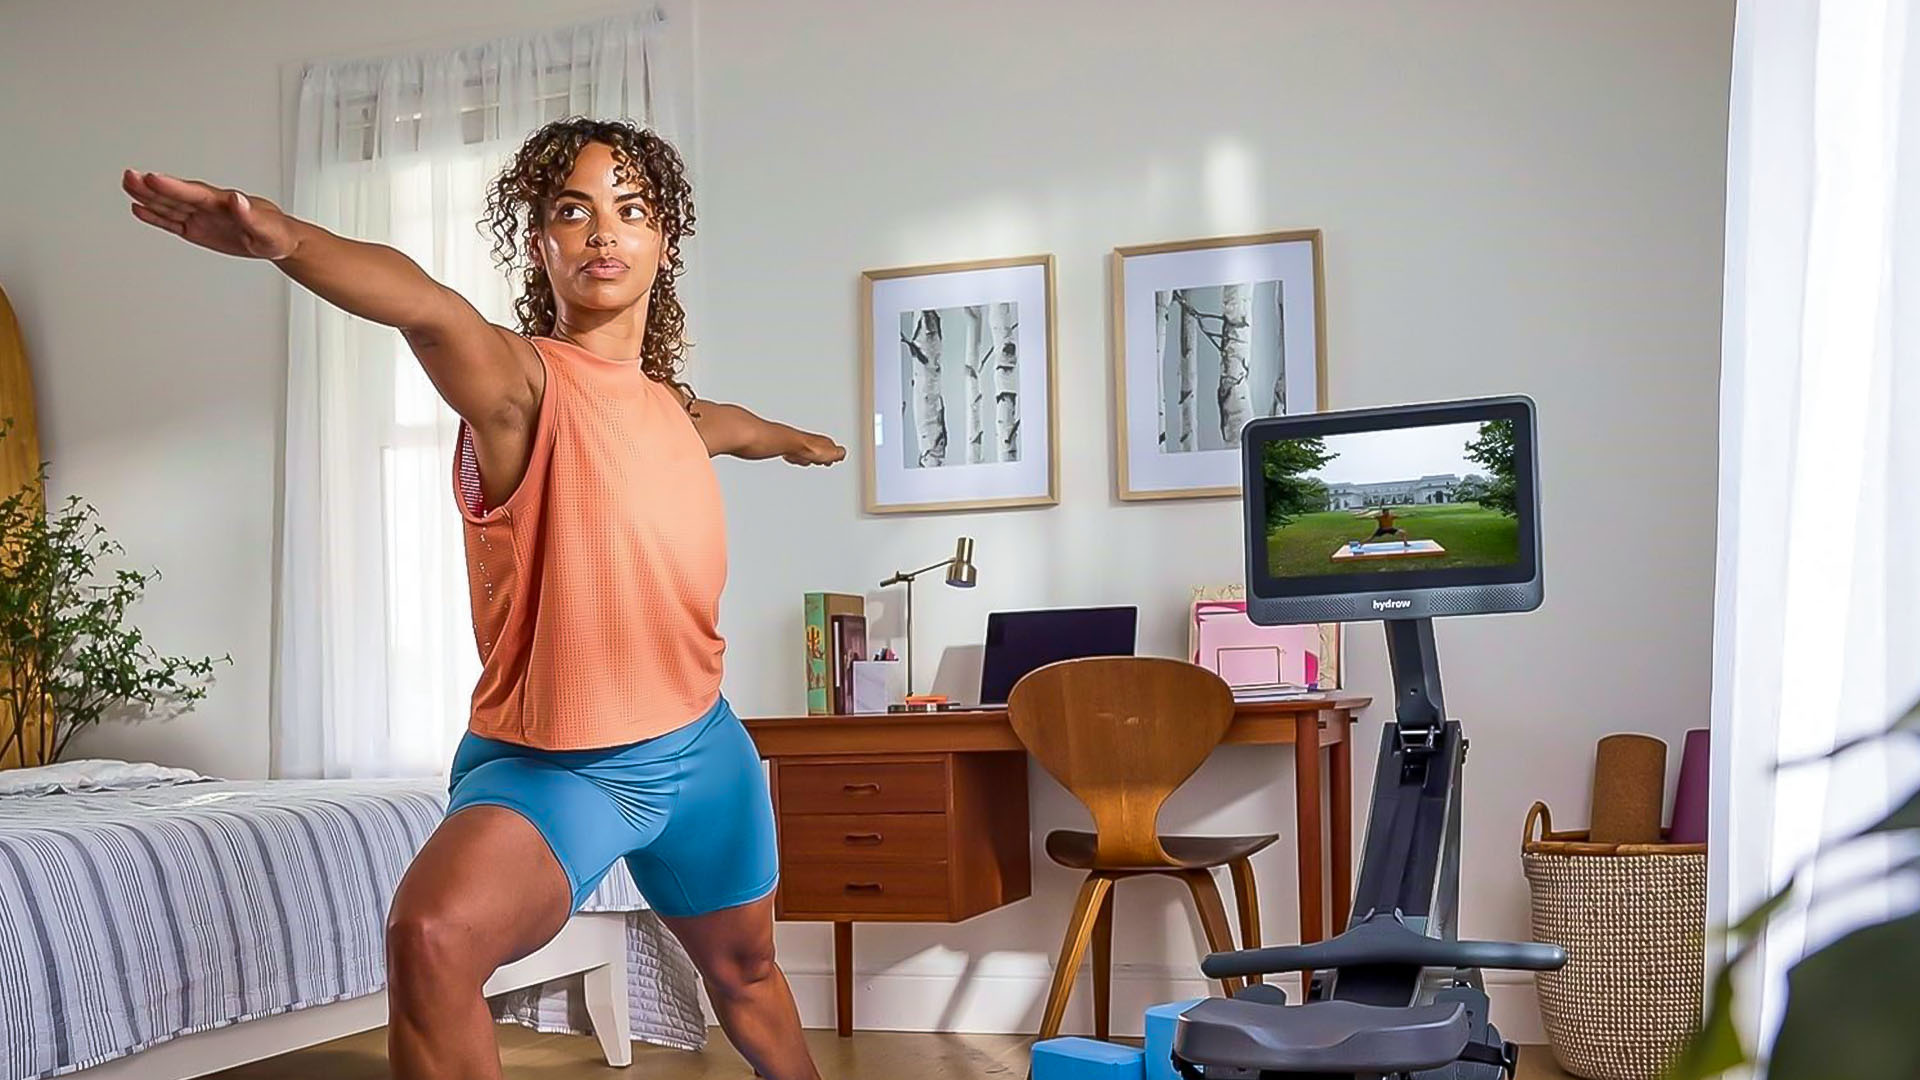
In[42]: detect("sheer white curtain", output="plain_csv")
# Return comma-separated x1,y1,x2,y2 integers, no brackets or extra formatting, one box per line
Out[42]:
275,12,684,778
1710,0,1920,1060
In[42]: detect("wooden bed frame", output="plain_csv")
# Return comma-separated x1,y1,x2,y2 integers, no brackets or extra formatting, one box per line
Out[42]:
76,911,633,1078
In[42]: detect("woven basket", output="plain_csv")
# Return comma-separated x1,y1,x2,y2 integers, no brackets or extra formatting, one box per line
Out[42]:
1521,802,1707,1080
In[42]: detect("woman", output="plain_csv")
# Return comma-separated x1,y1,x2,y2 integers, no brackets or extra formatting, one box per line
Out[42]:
1368,505,1408,544
124,118,837,1080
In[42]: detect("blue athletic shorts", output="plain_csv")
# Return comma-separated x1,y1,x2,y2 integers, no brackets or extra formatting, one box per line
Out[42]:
445,695,779,918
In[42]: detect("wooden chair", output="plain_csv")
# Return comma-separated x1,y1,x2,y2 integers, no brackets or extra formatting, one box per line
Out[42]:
1006,656,1278,1041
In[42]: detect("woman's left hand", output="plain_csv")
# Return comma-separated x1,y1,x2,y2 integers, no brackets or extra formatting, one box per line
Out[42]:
784,433,845,466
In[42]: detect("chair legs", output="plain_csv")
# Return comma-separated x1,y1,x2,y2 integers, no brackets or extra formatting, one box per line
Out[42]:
1179,869,1243,998
1227,857,1262,983
1092,880,1114,1040
1037,866,1259,1041
1038,873,1115,1041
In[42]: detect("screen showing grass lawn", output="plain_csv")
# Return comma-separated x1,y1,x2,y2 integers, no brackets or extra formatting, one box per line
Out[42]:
1260,419,1520,578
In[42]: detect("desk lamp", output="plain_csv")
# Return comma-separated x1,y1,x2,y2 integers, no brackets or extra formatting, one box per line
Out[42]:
880,537,976,695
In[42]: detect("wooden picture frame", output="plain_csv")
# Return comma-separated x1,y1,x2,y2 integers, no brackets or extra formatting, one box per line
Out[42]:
1111,230,1328,501
860,254,1060,514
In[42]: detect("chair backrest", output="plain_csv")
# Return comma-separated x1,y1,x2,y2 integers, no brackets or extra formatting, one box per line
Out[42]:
1005,656,1237,867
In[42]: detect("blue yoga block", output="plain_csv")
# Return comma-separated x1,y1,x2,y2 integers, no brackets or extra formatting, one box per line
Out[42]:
1031,1036,1145,1080
1143,999,1206,1080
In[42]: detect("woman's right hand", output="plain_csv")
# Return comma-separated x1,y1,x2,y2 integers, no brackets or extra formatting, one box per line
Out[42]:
123,170,299,261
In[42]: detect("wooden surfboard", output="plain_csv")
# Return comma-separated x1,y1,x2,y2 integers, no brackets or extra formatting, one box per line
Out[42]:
0,283,48,768
0,285,39,498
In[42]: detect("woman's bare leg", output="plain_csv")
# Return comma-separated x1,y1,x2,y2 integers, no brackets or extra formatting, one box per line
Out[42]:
385,805,572,1080
662,893,821,1080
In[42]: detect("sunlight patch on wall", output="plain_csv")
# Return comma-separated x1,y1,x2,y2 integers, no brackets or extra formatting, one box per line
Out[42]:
891,198,1044,266
1203,138,1262,235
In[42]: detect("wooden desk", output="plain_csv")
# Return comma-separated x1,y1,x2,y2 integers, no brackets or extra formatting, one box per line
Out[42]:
740,695,1371,1035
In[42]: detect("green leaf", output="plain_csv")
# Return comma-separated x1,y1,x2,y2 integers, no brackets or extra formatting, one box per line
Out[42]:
1780,699,1920,767
1767,911,1920,1080
1852,787,1920,839
1728,876,1798,942
1662,964,1749,1080
1780,727,1919,768
1664,872,1820,1079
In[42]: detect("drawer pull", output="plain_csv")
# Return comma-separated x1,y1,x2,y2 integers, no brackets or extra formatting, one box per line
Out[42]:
843,832,883,845
842,783,881,795
844,882,884,894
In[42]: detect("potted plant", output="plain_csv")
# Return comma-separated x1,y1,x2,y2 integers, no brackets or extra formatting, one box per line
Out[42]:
0,420,228,767
1665,696,1919,1079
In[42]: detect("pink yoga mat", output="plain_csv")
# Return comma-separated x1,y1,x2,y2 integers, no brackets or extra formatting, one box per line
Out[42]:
1670,728,1709,845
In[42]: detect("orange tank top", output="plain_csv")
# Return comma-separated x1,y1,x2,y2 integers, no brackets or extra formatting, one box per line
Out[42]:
452,336,727,750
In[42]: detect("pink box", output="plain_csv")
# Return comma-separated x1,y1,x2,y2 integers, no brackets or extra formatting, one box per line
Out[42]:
1194,603,1314,686
1188,588,1338,690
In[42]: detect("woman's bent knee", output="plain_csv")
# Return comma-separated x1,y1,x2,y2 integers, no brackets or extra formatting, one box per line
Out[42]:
704,940,778,1002
387,905,486,993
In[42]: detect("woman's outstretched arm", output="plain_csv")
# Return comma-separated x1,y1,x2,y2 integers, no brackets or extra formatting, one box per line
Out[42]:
676,394,843,466
123,170,536,432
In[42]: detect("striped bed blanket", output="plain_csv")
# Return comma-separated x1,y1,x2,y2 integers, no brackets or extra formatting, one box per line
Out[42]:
0,777,707,1080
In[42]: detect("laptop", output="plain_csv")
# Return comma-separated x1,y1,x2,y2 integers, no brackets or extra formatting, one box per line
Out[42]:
975,606,1139,707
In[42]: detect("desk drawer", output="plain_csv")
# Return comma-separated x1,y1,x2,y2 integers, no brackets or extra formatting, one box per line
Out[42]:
777,761,947,814
780,861,951,917
781,813,948,862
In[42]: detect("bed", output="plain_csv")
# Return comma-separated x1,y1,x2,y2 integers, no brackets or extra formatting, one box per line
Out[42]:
0,763,709,1080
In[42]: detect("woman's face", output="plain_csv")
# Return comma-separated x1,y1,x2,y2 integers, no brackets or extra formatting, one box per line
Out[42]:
532,141,666,321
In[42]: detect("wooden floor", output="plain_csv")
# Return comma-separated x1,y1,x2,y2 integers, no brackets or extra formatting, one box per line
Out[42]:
210,1023,1578,1078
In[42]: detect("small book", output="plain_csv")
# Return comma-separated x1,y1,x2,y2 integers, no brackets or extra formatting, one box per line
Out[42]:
829,613,868,714
1231,682,1318,702
804,592,865,715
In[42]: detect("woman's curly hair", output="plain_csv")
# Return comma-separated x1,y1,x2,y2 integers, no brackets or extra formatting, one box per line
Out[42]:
482,117,696,402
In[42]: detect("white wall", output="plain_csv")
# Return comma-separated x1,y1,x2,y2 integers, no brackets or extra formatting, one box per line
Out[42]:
692,0,1733,1038
0,0,1734,1041
0,0,695,780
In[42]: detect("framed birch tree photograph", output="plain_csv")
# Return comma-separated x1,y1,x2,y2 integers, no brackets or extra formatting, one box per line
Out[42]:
861,254,1058,513
1111,230,1327,500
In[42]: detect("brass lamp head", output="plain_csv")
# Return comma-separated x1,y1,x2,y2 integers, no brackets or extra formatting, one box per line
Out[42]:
945,537,976,587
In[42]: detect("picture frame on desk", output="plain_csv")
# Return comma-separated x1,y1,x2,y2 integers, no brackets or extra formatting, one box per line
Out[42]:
1189,584,1341,693
829,614,867,714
